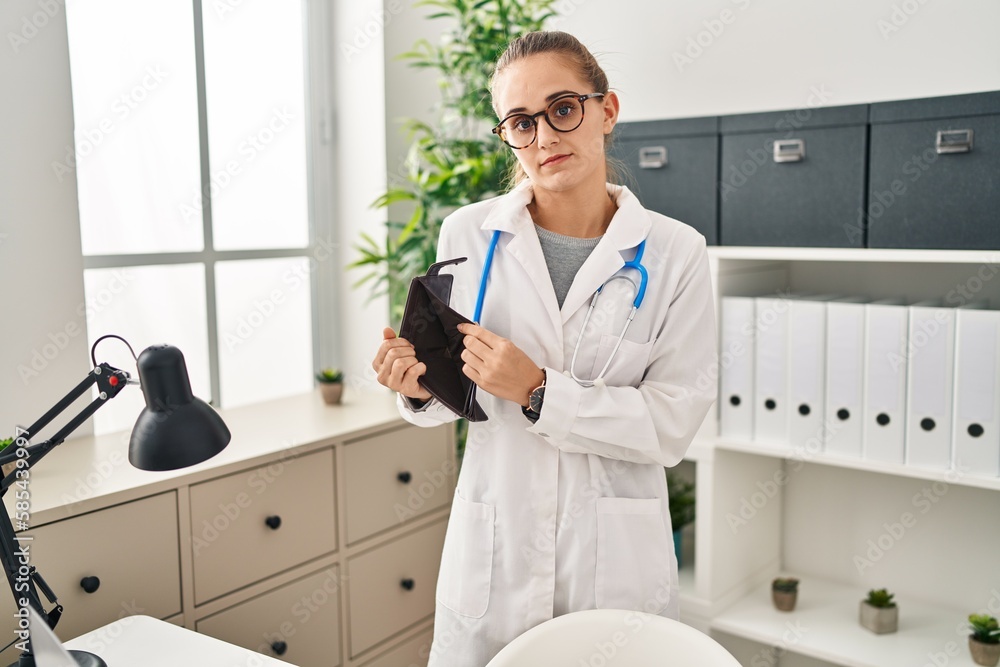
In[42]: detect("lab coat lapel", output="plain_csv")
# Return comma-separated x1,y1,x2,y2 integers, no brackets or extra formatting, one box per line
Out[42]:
480,182,563,338
559,185,652,324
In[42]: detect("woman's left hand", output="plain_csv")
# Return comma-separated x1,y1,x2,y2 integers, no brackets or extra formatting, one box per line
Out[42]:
458,322,545,407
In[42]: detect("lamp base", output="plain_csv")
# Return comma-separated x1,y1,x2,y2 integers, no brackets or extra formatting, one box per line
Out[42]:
9,650,107,667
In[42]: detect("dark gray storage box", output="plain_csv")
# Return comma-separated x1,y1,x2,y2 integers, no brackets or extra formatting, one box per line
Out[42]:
719,104,869,247
611,117,719,244
868,90,1000,250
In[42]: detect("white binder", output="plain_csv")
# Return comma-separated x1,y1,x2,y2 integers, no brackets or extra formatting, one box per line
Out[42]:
952,307,1000,477
824,299,868,458
788,297,831,452
753,295,791,444
863,300,908,463
905,301,956,471
720,296,755,441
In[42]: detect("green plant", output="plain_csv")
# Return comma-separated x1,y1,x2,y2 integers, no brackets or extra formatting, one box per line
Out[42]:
864,588,896,608
0,437,12,453
772,577,799,593
351,0,557,326
315,368,344,384
666,471,695,530
970,614,1000,645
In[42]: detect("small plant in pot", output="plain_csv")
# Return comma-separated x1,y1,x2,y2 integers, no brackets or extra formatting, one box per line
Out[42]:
968,614,1000,667
772,577,799,612
316,368,344,405
860,588,898,634
666,471,695,569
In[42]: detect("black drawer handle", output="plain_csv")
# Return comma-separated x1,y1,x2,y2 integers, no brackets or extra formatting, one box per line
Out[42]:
265,515,282,530
271,641,288,656
397,471,412,484
80,576,101,594
400,578,415,591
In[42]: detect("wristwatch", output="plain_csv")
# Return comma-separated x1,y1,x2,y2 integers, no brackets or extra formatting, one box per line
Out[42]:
522,370,546,424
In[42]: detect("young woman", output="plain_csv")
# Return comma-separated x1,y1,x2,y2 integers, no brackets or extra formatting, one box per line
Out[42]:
372,31,718,667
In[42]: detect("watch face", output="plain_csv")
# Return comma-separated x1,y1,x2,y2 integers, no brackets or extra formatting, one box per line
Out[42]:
529,386,545,413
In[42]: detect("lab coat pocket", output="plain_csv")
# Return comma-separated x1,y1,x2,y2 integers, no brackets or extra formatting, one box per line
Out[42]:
590,335,655,387
595,496,673,613
435,493,495,618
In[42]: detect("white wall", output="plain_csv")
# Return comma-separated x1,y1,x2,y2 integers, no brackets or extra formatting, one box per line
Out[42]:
330,0,391,394
383,0,1000,158
0,1,93,441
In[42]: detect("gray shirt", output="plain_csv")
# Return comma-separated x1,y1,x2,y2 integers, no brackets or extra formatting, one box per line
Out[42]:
534,223,603,309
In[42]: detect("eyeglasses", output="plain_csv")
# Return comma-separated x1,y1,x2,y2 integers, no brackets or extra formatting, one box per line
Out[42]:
492,93,605,149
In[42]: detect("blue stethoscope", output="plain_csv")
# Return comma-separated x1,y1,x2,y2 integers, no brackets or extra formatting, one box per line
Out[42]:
472,229,649,387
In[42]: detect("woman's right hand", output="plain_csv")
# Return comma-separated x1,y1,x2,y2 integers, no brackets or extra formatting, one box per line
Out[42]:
373,327,432,401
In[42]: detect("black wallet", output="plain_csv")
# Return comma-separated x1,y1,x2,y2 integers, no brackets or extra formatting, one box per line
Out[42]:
398,258,488,422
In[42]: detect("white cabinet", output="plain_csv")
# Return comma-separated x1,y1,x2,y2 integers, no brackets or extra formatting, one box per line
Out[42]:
682,247,1000,667
1,392,454,667
190,448,337,604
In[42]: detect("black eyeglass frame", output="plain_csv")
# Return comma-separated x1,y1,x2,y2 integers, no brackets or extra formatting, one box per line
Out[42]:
492,92,606,149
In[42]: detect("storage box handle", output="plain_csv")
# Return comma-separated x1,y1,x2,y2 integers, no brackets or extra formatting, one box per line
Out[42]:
639,146,667,169
936,129,974,154
773,139,805,163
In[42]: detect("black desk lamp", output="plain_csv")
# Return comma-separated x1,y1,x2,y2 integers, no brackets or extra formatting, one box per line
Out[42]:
0,335,231,667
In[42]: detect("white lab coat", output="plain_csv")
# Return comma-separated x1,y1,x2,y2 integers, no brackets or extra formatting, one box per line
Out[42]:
397,181,718,667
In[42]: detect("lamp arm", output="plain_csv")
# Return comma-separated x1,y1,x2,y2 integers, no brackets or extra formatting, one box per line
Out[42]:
0,362,131,650
0,364,130,494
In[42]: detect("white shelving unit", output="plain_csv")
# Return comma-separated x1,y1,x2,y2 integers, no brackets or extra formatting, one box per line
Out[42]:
675,246,1000,667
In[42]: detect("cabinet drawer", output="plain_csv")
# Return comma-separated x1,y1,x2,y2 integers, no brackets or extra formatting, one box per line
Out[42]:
611,117,719,245
868,91,1000,250
719,104,868,248
0,492,181,642
190,448,337,604
343,426,452,544
197,566,342,667
348,520,446,657
359,627,433,667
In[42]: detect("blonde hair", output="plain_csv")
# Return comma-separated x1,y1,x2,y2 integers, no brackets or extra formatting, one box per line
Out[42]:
490,31,626,189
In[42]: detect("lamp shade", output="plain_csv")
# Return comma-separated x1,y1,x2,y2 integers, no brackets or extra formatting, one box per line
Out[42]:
128,344,231,471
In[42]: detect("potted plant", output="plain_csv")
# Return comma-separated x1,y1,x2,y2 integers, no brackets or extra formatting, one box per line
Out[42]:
666,471,695,569
772,577,799,612
315,368,344,405
351,0,556,326
0,437,14,477
969,614,1000,666
859,588,898,634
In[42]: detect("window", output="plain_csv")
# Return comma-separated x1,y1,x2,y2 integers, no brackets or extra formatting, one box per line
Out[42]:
66,0,323,434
